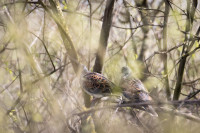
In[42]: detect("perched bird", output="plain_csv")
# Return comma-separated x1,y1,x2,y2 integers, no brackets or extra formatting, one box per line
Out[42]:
120,66,158,117
81,66,115,98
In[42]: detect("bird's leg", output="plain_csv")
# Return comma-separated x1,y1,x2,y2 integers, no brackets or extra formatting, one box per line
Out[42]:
108,94,124,104
119,95,124,104
114,95,123,113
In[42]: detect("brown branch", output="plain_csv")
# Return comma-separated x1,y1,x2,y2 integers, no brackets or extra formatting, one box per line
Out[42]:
112,24,163,30
93,0,115,73
134,0,149,61
183,77,200,85
163,0,171,100
32,61,70,84
173,0,198,101
0,38,11,54
0,75,19,94
185,89,200,100
145,43,184,61
91,0,105,15
29,31,56,71
67,99,200,123
124,0,165,22
0,1,39,7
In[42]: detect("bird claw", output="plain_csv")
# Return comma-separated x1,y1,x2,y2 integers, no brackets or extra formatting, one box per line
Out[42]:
113,95,123,105
114,96,124,113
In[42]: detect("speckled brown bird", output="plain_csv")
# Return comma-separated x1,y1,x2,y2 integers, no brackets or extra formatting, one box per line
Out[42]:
81,66,115,98
120,66,158,117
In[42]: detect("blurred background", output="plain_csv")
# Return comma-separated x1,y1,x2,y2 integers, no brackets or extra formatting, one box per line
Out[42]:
0,0,200,133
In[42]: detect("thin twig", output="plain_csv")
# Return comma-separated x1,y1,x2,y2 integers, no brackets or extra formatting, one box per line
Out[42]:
29,31,56,71
112,24,163,30
145,43,184,61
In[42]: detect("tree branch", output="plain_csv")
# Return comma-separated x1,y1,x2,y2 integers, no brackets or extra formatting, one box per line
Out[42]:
173,0,198,101
38,0,80,74
163,0,171,100
93,0,115,73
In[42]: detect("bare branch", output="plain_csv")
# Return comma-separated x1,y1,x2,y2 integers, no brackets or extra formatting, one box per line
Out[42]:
93,0,115,73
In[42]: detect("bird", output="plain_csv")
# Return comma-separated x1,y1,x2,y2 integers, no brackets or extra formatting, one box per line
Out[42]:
120,66,158,117
80,66,116,99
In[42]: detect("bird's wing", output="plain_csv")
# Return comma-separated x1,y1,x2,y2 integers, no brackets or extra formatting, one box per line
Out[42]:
120,77,152,101
83,72,112,94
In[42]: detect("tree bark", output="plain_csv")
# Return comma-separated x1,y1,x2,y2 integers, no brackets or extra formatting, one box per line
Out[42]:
93,0,115,73
163,0,171,100
173,0,198,100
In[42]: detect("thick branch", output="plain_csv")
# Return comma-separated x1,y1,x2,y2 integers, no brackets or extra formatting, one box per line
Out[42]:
93,0,115,73
173,0,198,101
163,0,171,100
67,99,200,123
134,0,149,61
